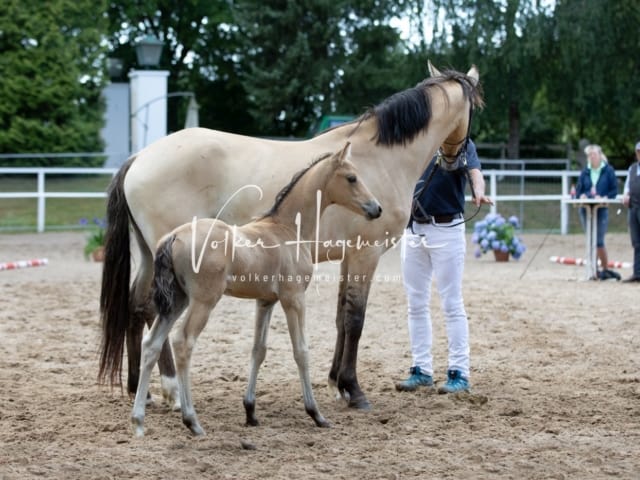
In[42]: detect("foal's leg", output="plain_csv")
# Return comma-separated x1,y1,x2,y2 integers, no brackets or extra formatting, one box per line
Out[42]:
131,309,182,437
244,299,276,426
172,299,217,436
128,228,179,409
280,293,330,428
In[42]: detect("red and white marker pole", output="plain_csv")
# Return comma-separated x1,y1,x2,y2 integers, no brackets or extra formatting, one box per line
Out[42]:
0,258,49,271
549,256,631,269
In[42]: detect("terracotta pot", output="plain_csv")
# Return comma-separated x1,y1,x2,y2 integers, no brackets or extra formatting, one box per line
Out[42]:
493,249,509,262
91,246,106,262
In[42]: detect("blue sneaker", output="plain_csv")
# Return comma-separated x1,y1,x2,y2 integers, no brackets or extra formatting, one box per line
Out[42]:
437,369,470,394
395,366,434,392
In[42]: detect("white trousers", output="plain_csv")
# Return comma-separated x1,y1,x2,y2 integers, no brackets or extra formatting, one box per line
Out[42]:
400,221,470,378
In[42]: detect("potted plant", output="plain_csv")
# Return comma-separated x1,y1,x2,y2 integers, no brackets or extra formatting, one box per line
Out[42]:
81,217,107,261
471,213,526,261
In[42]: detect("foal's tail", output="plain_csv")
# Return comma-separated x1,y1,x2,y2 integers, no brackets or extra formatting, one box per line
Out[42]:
153,234,183,318
98,156,135,387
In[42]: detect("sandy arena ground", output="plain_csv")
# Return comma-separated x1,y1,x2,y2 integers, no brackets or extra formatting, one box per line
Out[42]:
1,231,639,479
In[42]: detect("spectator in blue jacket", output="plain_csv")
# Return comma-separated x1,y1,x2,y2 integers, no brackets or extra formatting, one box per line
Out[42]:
576,144,619,278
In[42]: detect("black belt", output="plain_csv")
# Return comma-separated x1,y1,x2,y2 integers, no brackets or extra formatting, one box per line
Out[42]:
414,214,460,224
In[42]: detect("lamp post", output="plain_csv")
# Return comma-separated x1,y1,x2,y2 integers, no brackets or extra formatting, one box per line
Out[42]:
135,34,164,68
129,34,169,154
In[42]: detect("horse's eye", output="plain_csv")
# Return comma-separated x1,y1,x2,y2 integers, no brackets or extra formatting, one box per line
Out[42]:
346,175,357,184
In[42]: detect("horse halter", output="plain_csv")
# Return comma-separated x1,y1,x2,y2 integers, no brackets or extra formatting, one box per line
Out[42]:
435,103,474,172
409,102,480,233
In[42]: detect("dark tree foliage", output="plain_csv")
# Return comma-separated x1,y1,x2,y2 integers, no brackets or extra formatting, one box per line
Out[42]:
548,0,640,165
231,0,417,137
104,0,242,135
4,0,640,165
0,0,108,165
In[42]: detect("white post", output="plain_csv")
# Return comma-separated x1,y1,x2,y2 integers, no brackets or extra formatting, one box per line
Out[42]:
37,170,45,233
560,173,569,235
129,70,170,154
489,172,498,215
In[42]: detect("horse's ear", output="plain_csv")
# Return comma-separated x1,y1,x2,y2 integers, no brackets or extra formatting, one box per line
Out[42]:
428,60,442,78
337,141,351,165
467,65,480,86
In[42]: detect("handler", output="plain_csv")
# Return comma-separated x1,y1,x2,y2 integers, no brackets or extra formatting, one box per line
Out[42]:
396,139,492,394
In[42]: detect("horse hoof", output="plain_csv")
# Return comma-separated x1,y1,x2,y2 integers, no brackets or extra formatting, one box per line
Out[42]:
348,396,371,411
161,376,181,411
183,417,205,436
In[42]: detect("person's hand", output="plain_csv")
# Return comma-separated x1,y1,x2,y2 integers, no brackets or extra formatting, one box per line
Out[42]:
580,193,587,199
623,194,630,207
472,193,493,207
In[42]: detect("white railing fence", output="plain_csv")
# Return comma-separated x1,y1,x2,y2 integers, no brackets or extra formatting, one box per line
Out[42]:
0,167,630,234
0,167,117,233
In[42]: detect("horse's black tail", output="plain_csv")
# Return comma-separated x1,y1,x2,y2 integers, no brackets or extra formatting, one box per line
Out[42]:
153,234,182,319
98,156,135,387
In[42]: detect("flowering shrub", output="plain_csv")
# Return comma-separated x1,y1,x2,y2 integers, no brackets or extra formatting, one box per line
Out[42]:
80,217,106,259
472,213,526,260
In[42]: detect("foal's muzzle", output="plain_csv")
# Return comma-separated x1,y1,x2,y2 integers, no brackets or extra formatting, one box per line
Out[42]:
363,201,383,220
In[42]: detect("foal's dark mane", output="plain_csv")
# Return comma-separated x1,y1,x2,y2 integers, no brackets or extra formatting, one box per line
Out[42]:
260,152,333,219
319,69,483,147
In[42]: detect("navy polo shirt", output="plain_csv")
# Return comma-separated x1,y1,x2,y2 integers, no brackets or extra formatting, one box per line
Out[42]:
412,139,479,217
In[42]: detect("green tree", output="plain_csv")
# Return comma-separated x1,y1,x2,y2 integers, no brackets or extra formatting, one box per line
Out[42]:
231,0,416,137
0,0,108,165
105,0,244,135
427,0,555,158
547,0,640,164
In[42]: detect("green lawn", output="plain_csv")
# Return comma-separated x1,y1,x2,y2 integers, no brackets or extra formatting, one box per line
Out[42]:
0,175,111,231
0,173,630,234
480,175,629,234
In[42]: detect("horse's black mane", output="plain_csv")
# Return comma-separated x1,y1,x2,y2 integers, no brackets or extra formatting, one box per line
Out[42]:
357,69,484,147
260,152,333,218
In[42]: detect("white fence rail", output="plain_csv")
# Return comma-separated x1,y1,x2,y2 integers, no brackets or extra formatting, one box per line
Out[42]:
0,167,629,234
0,167,117,233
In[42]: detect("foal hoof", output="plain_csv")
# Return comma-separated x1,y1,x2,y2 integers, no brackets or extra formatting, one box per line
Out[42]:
315,417,332,428
131,418,145,438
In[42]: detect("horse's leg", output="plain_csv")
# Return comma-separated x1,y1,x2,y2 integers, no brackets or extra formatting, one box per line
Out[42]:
171,299,215,436
126,275,151,399
332,252,380,410
243,299,276,427
131,310,182,437
328,260,348,397
280,293,330,428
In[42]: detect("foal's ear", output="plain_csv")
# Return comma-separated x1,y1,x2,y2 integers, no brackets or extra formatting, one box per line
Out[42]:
466,65,480,86
427,60,442,78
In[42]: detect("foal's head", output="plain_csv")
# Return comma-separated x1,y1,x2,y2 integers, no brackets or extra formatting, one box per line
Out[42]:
323,142,382,220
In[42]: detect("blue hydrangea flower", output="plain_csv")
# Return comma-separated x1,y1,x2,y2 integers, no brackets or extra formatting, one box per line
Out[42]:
472,212,526,260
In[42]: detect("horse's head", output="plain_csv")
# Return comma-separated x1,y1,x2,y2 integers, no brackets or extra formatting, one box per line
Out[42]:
428,61,482,171
326,142,382,220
